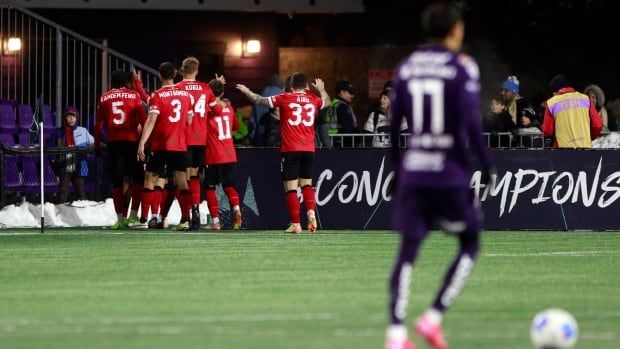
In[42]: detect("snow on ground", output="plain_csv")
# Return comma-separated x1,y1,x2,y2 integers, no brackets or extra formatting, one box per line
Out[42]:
593,132,620,148
0,199,211,228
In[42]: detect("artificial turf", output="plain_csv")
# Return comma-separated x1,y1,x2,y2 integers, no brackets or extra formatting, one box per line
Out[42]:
0,230,618,349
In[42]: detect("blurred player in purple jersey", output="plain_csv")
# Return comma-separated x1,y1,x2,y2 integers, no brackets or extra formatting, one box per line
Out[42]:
385,3,494,349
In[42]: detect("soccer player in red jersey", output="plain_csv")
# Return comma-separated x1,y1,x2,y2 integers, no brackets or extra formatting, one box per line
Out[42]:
94,70,147,229
204,79,242,230
134,62,195,231
237,72,330,234
175,57,218,230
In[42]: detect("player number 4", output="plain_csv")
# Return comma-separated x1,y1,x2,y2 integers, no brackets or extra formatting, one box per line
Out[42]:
195,94,206,118
288,103,315,127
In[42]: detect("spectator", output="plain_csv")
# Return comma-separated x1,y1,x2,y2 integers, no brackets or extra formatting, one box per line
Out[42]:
516,107,543,147
542,75,603,148
584,84,617,132
363,89,407,147
320,80,358,147
51,107,94,203
500,75,533,126
483,94,516,147
249,75,284,146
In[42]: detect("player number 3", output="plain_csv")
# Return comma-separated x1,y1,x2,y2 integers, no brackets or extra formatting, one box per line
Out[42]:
288,103,315,127
169,99,182,123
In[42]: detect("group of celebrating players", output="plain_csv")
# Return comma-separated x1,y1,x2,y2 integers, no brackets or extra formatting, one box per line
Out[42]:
94,56,330,233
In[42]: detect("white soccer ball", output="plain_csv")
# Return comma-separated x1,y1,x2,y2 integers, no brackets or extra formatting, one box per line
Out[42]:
530,308,579,349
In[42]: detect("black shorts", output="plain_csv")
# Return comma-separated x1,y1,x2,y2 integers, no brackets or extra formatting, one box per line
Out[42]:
280,152,314,181
146,150,189,177
187,145,205,168
106,141,141,186
205,163,236,188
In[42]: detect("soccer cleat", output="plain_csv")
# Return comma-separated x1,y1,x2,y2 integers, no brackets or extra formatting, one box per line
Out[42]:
148,216,163,229
384,338,417,349
128,217,148,229
232,209,242,230
174,221,190,231
125,215,139,227
307,210,317,233
109,219,126,230
190,207,201,230
415,316,447,349
284,223,302,234
208,222,221,231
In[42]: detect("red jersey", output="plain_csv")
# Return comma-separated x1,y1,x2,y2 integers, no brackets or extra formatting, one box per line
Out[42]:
94,88,146,146
176,79,217,146
206,103,239,164
148,85,194,152
269,91,324,152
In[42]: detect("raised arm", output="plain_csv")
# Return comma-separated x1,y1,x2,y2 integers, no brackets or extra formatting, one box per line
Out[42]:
236,84,271,106
311,78,330,109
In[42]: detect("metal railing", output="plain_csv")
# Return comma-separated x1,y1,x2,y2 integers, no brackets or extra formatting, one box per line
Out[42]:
326,132,549,149
0,0,159,130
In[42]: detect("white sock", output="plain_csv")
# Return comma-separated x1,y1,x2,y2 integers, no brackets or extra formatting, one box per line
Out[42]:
386,324,408,340
233,205,240,212
424,308,443,326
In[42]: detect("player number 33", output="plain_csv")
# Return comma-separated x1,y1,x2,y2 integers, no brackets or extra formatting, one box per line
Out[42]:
288,103,315,127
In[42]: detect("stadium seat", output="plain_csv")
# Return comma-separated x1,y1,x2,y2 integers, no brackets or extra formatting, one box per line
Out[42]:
0,105,18,135
0,133,16,146
22,156,59,194
17,104,34,131
43,105,57,129
17,133,31,146
4,156,22,189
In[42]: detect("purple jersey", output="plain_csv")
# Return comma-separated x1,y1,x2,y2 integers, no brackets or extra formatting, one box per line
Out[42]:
390,45,492,188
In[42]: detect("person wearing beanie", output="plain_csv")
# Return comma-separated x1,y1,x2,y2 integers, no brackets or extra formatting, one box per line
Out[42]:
542,75,603,148
584,84,616,131
51,107,95,203
499,75,533,127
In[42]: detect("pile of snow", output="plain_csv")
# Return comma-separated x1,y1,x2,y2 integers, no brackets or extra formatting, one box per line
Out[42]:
593,132,620,148
0,199,212,228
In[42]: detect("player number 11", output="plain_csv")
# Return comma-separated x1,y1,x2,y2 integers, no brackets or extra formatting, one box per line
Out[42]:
408,79,445,135
215,116,232,140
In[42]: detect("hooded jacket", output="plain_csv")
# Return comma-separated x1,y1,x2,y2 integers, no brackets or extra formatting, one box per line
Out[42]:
51,109,94,177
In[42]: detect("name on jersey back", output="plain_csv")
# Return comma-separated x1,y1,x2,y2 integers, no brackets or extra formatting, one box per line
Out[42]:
157,90,191,98
400,52,457,80
101,92,138,102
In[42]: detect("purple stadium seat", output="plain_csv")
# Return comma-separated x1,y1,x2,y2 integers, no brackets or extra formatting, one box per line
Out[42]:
0,105,18,134
4,157,22,189
0,133,15,146
17,104,34,130
43,105,56,129
22,156,59,194
18,133,31,146
0,100,18,108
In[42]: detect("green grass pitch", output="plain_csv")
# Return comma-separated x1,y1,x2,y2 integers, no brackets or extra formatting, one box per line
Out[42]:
0,230,618,349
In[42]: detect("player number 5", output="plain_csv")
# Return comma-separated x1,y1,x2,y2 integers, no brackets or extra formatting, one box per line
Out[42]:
288,103,315,127
112,101,125,125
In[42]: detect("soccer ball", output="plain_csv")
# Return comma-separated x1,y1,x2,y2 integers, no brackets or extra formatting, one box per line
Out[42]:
530,308,579,349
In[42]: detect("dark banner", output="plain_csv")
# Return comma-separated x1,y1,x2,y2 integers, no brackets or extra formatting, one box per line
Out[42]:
230,149,620,230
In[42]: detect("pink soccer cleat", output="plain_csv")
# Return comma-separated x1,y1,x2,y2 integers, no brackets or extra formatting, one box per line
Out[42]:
415,316,447,349
384,338,417,349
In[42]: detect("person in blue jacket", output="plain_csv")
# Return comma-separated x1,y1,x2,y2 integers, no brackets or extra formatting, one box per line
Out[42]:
51,107,94,203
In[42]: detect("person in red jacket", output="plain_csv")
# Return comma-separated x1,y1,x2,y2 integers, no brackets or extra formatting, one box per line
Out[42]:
542,75,603,148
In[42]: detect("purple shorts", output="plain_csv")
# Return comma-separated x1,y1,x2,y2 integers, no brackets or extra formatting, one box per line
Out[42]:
393,187,481,238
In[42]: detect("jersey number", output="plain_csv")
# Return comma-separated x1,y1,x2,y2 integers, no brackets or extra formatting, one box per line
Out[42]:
169,99,182,123
288,103,315,127
215,116,232,140
408,79,445,135
112,101,125,125
195,94,206,118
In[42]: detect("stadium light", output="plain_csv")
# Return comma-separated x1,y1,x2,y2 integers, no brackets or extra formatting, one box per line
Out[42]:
7,37,22,52
243,39,261,57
